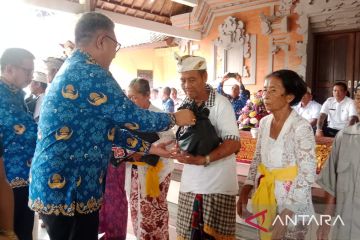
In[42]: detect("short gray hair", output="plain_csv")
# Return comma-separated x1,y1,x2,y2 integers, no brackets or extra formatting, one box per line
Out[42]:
0,48,34,72
129,78,150,96
75,12,115,45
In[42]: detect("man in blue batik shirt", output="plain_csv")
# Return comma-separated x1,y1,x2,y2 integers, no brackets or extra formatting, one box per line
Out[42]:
28,12,194,240
217,73,249,120
0,48,37,240
162,86,175,113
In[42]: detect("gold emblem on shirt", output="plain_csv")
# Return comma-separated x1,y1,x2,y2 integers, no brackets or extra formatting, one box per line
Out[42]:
48,174,66,189
13,124,26,135
62,84,79,100
124,123,140,130
127,137,138,149
107,127,115,141
55,126,73,141
76,176,81,187
87,92,107,106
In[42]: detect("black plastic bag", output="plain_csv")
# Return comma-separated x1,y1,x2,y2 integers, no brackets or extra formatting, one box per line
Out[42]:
176,102,221,156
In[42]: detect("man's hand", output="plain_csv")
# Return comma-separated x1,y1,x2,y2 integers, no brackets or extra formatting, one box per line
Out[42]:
173,109,196,126
315,129,324,137
221,74,230,84
235,73,242,84
148,140,175,158
172,151,206,165
271,208,294,240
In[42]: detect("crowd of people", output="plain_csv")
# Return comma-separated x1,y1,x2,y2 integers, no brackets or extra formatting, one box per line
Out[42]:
1,11,360,240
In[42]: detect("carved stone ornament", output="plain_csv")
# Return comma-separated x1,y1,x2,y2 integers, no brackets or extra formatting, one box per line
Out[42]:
213,16,256,85
215,16,251,58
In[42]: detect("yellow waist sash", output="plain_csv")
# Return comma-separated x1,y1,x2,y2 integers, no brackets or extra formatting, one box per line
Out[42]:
251,163,297,240
131,160,164,198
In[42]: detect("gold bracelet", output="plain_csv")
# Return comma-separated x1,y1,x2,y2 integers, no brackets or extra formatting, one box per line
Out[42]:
0,230,18,240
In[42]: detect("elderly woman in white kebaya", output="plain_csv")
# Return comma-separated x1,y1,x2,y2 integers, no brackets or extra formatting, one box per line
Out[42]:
238,70,317,240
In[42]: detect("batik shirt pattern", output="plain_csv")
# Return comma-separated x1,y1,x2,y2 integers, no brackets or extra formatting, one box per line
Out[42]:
29,49,173,216
0,80,37,188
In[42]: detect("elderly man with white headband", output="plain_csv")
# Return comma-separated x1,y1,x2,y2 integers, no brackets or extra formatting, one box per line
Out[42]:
25,71,47,122
173,54,240,240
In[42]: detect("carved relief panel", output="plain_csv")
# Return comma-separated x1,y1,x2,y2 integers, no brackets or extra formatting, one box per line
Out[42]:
212,16,257,85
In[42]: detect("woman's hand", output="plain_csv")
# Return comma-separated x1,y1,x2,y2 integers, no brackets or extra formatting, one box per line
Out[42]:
148,140,175,158
237,184,253,218
271,208,294,240
316,223,331,240
173,109,196,126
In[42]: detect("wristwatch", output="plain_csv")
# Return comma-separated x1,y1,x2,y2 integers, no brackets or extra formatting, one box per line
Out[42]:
204,155,211,167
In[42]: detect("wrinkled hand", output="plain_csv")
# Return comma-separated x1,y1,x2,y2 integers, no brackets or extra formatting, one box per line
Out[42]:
271,208,294,240
237,185,253,218
174,109,196,126
316,224,331,240
149,140,175,158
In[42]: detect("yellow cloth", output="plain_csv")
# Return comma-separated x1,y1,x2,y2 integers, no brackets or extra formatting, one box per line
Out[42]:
131,161,164,198
251,163,298,240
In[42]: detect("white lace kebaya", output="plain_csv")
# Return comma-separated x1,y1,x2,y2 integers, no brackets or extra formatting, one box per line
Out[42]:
245,110,317,217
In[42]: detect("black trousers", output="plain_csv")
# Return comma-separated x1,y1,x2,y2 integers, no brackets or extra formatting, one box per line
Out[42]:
13,186,34,240
40,211,99,240
323,127,339,137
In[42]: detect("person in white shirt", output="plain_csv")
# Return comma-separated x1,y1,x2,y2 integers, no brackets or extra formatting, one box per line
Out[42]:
170,87,182,110
316,82,358,137
25,71,47,122
173,54,240,239
293,87,321,128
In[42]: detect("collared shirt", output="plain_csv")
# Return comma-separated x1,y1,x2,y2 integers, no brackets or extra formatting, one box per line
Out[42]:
216,83,247,119
293,100,321,122
29,49,174,216
320,96,357,130
0,80,37,188
180,85,240,194
162,98,174,113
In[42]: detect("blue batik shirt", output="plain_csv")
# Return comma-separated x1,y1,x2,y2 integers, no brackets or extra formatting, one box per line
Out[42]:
29,49,174,216
217,83,247,120
162,98,175,113
0,80,37,188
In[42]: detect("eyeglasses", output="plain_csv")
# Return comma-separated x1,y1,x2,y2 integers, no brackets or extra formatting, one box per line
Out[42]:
16,66,34,76
105,35,121,52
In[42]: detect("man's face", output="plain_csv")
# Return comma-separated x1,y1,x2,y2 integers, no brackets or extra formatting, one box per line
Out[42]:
301,92,312,106
231,84,240,98
7,58,34,89
180,70,207,100
333,85,347,102
99,30,119,69
29,81,41,95
171,90,177,100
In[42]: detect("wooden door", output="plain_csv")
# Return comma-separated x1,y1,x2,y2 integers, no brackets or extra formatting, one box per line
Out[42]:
313,32,359,104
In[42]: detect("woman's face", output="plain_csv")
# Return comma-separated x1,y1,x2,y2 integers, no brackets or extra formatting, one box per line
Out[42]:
127,87,150,109
355,89,360,116
262,76,294,112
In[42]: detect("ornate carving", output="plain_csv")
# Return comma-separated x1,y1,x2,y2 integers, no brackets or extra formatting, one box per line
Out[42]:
216,16,251,59
213,16,256,84
259,13,272,35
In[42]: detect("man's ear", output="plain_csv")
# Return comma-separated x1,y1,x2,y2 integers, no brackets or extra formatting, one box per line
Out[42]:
201,71,208,83
95,33,105,50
